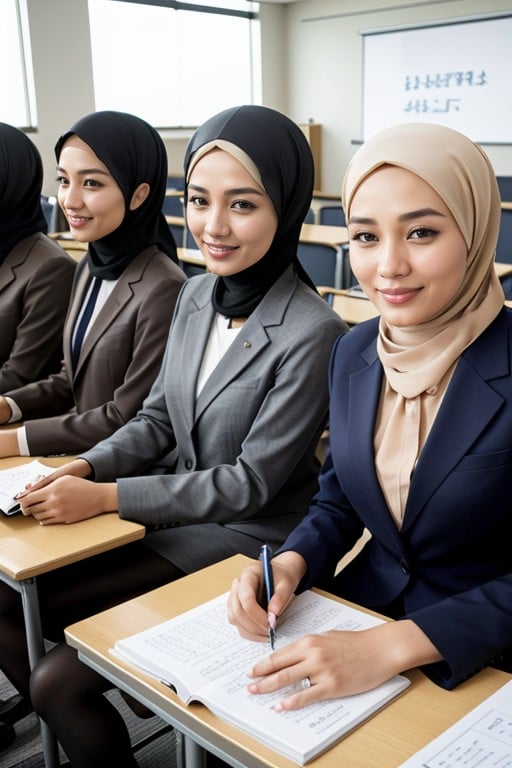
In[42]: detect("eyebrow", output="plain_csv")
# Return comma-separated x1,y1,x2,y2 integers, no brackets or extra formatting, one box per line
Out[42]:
55,165,111,177
348,207,446,226
188,183,265,197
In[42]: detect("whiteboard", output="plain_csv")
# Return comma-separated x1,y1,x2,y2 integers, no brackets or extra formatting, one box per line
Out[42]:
362,15,512,144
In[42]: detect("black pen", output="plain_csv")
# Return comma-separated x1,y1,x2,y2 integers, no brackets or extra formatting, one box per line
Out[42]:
260,544,276,650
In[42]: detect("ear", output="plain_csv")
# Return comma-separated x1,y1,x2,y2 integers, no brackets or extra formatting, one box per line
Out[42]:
129,182,150,211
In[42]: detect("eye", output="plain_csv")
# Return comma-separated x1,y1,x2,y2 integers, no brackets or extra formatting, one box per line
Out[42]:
232,200,256,211
409,226,438,239
83,178,103,188
55,175,69,186
188,195,208,208
349,230,377,243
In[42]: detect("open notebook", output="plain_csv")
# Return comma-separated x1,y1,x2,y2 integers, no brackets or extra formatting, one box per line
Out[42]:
111,589,410,764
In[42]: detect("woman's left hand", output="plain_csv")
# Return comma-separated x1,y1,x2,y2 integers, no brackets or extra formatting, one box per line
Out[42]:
19,475,118,524
246,620,440,711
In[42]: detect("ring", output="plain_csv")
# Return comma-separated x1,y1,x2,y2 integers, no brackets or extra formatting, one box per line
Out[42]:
301,676,312,690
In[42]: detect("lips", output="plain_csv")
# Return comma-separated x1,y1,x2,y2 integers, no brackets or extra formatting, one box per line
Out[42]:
378,287,422,304
203,242,239,258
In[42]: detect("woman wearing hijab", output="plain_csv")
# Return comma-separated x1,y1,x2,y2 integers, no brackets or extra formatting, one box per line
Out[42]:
0,123,76,393
0,110,185,457
228,122,512,710
4,104,347,765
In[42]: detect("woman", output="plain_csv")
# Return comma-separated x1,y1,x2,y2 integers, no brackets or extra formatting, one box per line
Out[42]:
1,105,346,765
227,122,512,712
0,110,185,457
0,122,76,392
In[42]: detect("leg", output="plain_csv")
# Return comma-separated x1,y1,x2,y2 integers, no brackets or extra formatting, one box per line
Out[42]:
31,643,139,768
0,581,31,699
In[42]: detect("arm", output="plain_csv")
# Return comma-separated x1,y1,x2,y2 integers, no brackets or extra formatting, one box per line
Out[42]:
15,262,184,455
102,309,345,527
0,245,76,391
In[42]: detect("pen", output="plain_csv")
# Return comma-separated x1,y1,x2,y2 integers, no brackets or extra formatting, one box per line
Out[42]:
260,544,276,650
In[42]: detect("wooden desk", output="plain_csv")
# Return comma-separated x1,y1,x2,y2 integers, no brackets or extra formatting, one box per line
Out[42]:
178,247,205,267
300,223,348,246
0,455,145,768
495,260,512,278
65,554,511,768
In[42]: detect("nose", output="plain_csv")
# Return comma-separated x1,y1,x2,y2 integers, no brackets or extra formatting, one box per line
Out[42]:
204,205,230,238
59,182,83,212
378,237,411,279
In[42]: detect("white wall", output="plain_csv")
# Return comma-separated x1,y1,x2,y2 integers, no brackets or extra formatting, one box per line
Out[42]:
25,0,512,197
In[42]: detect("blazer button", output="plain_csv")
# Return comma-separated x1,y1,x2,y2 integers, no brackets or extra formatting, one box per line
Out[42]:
400,560,410,575
243,340,251,348
185,460,193,470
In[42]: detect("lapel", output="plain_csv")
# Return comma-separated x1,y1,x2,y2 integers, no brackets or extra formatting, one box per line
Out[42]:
402,312,509,531
190,267,296,426
70,250,149,379
0,239,28,291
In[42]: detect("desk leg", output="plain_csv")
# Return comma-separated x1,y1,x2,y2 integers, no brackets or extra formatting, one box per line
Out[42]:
176,732,206,768
20,578,61,768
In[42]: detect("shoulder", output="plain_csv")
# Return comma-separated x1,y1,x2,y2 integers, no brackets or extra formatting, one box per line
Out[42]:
8,233,76,269
260,267,348,332
126,245,187,286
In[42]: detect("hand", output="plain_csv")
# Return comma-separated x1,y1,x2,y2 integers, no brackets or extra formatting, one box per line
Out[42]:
17,458,93,494
227,551,307,642
0,397,12,424
246,620,442,712
18,472,118,525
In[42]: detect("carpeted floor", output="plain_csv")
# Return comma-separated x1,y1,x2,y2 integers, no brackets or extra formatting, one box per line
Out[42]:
0,670,176,768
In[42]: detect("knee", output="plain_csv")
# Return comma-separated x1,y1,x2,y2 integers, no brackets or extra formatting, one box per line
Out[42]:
30,645,71,719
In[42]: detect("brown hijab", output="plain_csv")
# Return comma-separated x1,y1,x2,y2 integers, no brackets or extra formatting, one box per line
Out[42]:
342,123,504,524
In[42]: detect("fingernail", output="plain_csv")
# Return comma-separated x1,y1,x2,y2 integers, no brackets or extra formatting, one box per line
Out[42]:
273,702,284,713
268,611,277,630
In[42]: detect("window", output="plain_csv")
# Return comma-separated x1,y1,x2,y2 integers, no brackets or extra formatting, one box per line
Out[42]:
0,0,36,127
88,0,261,128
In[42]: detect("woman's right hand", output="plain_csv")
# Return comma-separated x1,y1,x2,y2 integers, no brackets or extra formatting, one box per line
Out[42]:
227,551,308,642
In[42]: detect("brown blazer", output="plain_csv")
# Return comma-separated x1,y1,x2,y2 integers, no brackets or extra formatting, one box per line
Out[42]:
0,233,76,392
5,245,186,455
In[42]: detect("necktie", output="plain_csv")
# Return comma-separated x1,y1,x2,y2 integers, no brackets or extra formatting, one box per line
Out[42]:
72,277,101,371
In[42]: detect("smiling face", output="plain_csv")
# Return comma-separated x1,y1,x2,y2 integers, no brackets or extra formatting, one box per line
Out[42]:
347,165,468,327
56,135,127,242
186,148,278,277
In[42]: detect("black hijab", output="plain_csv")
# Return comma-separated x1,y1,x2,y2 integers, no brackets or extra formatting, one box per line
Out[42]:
183,105,315,318
55,110,178,280
0,123,48,266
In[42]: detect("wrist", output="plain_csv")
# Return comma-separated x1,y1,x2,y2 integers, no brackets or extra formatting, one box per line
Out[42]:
99,482,119,513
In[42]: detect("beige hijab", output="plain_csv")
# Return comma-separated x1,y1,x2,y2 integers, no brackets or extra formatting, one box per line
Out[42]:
341,123,504,525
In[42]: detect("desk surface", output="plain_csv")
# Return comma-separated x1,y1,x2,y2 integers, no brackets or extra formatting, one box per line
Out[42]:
300,222,348,245
65,554,511,768
0,456,145,580
178,247,205,266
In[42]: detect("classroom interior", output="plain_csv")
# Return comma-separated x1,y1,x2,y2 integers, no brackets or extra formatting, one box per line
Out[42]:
2,2,512,766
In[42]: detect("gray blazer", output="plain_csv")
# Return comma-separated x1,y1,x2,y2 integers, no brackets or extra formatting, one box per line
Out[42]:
83,266,347,572
0,233,76,392
6,246,186,455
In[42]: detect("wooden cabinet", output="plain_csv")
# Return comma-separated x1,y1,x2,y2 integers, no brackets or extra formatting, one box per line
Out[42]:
299,123,321,190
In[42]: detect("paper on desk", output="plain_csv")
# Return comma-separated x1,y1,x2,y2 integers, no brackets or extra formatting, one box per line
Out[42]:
397,680,512,768
0,460,54,515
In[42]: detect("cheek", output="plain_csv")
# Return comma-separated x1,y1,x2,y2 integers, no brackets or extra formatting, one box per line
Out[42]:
348,248,373,283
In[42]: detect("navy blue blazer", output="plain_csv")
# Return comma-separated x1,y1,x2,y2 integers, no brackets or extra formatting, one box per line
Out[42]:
283,307,512,689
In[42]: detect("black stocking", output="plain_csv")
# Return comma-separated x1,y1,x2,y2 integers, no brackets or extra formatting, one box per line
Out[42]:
31,643,139,768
